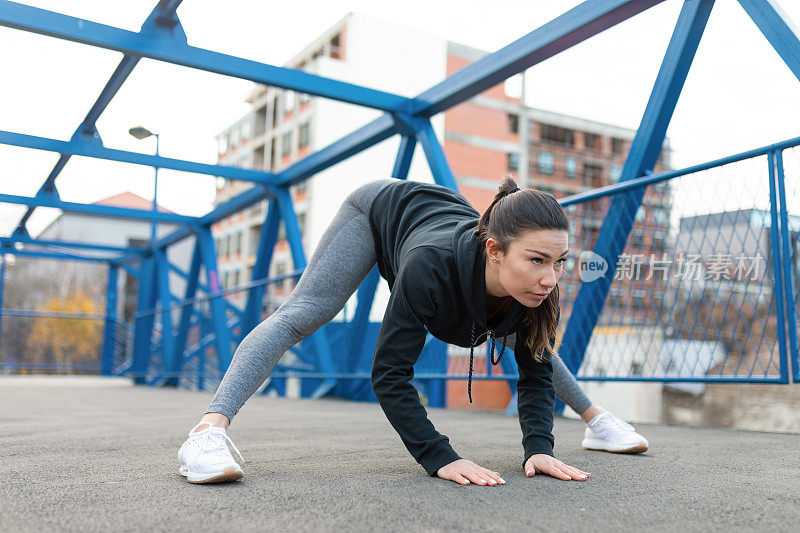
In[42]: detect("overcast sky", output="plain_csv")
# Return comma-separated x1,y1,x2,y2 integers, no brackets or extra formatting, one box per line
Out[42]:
1,0,799,237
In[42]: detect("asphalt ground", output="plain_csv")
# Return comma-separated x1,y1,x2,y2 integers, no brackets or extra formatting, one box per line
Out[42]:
1,376,798,532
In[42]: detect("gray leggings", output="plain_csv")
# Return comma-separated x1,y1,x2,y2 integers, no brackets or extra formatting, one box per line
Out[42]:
205,178,592,423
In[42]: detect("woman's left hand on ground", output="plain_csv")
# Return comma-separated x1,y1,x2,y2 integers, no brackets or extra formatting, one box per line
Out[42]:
524,454,590,481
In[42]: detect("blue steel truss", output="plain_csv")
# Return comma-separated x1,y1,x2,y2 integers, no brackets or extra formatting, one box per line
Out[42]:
0,0,799,412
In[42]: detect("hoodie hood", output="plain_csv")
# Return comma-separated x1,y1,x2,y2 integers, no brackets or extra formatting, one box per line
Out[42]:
453,219,528,402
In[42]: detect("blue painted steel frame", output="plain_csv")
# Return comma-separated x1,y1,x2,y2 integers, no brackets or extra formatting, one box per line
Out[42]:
773,151,800,381
1,0,799,395
100,264,118,376
767,152,790,383
558,0,715,376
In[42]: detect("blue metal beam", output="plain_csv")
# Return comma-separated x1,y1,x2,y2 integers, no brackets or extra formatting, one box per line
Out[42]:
0,248,113,263
0,254,6,362
773,150,799,382
0,236,144,255
101,264,119,376
559,0,715,375
156,249,178,385
0,191,199,225
0,129,274,185
411,0,665,117
738,0,800,82
767,151,790,383
0,0,413,113
196,227,233,372
391,136,416,179
173,240,201,380
415,119,458,190
243,198,281,334
132,256,157,383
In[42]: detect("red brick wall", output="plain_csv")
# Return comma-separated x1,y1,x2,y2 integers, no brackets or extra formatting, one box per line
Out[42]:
444,140,507,185
443,52,520,214
445,101,518,143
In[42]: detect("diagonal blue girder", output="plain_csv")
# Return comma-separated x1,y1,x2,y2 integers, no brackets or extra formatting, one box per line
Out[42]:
411,0,666,117
559,0,715,375
738,0,800,82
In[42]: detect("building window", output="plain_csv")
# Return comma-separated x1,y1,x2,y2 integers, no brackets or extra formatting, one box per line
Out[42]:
297,212,307,234
218,136,228,155
507,152,519,172
565,157,577,179
284,90,296,114
610,287,625,307
299,92,311,104
299,121,310,149
281,130,293,158
584,132,602,151
330,32,344,59
507,113,519,134
583,163,603,186
537,152,554,175
635,206,646,223
610,164,622,183
230,127,240,147
241,118,252,141
294,180,308,195
653,206,669,226
235,231,243,255
540,124,575,147
612,137,624,155
654,180,670,194
630,229,645,249
632,288,647,308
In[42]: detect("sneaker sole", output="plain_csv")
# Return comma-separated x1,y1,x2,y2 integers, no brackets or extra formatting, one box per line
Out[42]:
582,439,648,454
180,465,244,484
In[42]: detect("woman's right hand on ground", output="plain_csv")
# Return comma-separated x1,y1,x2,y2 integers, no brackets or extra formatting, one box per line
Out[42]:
436,459,506,486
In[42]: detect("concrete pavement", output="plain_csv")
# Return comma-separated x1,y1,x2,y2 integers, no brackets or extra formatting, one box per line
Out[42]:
1,376,798,532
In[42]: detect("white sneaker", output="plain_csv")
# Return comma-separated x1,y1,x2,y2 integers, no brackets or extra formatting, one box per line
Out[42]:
178,421,245,483
581,409,649,454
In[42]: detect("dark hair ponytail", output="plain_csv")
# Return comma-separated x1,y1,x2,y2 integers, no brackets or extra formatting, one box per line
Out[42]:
477,175,570,362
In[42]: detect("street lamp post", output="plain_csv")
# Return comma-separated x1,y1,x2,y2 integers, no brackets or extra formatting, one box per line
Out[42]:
128,126,160,245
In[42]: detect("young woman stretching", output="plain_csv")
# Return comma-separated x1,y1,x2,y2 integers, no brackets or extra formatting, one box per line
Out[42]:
178,176,649,485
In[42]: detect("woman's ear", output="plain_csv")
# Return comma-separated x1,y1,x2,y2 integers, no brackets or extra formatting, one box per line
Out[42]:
486,238,501,264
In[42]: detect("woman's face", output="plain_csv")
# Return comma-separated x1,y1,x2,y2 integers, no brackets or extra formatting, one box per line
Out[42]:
486,229,569,307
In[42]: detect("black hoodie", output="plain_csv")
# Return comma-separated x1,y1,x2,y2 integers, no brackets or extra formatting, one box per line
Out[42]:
368,179,556,477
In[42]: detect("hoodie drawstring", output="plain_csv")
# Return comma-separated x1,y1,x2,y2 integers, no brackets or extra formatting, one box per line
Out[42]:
467,321,509,403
